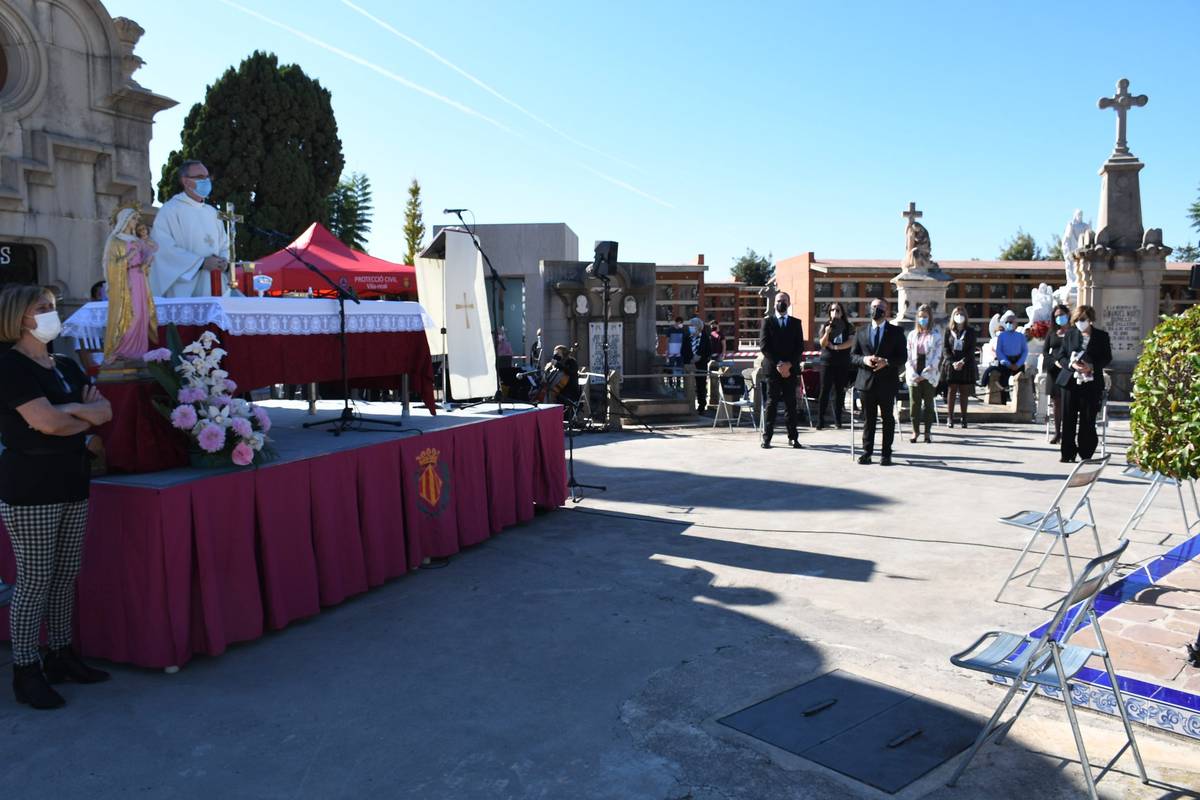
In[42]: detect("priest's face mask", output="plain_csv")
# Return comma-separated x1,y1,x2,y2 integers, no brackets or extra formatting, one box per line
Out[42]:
181,165,213,199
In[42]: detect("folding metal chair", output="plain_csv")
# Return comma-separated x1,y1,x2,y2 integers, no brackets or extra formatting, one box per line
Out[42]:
995,456,1109,602
1119,465,1200,539
712,368,758,431
949,539,1148,799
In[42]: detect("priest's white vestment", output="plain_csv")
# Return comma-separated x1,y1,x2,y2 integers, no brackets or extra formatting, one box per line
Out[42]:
150,193,229,297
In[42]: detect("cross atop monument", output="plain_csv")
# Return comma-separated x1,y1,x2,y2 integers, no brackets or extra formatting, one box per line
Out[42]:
1097,78,1148,157
902,201,922,224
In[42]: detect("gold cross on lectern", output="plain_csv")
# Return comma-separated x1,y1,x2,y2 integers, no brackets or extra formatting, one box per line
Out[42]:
455,292,476,328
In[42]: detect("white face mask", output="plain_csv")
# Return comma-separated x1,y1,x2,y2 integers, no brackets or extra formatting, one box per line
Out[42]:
29,310,62,343
1075,319,1092,333
953,313,966,325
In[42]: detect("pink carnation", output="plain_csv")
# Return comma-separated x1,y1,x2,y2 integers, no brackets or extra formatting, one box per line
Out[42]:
170,405,197,430
230,417,253,438
253,406,272,433
231,442,254,466
197,424,226,453
144,348,172,363
178,386,206,404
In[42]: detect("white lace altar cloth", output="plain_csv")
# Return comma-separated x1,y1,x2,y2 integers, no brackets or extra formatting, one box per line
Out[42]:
64,297,434,339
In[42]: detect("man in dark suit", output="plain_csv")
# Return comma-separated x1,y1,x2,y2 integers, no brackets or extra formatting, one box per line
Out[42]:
691,317,714,413
758,292,806,449
850,297,907,465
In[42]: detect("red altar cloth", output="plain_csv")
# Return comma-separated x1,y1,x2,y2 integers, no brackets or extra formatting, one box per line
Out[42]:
169,326,437,413
0,408,567,668
95,381,189,473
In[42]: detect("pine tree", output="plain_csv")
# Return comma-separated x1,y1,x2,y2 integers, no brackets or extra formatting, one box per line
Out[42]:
403,179,425,264
730,248,774,286
157,51,344,259
326,172,373,250
998,229,1043,261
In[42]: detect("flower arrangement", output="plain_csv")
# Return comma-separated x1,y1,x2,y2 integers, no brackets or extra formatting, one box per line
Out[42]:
1024,319,1050,341
145,326,274,467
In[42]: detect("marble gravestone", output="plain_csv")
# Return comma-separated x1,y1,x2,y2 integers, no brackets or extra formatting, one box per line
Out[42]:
1073,78,1172,398
891,202,954,327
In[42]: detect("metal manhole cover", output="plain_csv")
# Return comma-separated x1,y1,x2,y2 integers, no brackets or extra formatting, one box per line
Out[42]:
718,670,979,794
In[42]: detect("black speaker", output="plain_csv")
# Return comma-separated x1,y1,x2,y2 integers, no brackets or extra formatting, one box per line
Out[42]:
588,241,618,278
1191,264,1200,291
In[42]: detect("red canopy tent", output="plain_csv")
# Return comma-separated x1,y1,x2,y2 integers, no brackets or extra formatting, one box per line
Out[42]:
253,222,416,298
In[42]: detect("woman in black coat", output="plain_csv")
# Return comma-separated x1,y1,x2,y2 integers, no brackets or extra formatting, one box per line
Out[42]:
1055,305,1112,463
942,306,978,428
1042,303,1071,444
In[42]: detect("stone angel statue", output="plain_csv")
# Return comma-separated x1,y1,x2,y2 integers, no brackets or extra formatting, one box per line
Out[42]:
901,220,934,272
103,204,160,363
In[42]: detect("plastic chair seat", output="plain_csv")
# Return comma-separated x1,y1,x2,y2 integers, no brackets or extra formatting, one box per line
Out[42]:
998,510,1089,536
951,631,1097,687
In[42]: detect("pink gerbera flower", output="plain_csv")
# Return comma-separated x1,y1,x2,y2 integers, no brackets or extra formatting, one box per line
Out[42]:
170,405,197,430
197,424,226,453
230,417,253,438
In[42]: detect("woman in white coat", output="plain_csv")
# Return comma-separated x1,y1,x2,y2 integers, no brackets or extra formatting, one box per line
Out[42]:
905,304,943,444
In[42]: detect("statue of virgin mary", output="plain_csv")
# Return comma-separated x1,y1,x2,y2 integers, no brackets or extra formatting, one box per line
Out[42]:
102,205,160,363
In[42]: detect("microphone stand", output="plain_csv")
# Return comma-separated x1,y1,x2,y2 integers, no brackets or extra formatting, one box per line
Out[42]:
249,225,420,437
447,210,516,414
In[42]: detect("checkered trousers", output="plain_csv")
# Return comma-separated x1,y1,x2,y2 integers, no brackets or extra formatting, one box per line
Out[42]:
0,500,89,667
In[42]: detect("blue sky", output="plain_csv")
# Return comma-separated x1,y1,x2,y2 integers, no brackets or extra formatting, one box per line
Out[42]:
110,0,1200,279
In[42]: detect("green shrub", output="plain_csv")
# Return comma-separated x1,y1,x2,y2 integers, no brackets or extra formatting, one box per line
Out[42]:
1129,305,1200,479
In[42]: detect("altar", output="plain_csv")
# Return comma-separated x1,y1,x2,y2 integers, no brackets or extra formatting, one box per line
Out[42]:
65,296,436,399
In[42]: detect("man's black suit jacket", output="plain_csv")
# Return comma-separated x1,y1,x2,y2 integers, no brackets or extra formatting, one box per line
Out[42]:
759,315,805,370
850,322,906,393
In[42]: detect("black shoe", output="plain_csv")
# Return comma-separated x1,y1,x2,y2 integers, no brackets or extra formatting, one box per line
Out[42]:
857,454,873,465
835,421,844,429
1060,456,1077,463
924,432,932,444
815,424,825,430
1001,392,1010,404
880,455,894,466
761,440,772,449
960,421,968,429
789,439,803,449
13,663,65,710
43,647,110,685
1050,435,1060,445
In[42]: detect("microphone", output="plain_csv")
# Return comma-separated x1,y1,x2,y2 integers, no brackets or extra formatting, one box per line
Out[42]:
443,208,467,215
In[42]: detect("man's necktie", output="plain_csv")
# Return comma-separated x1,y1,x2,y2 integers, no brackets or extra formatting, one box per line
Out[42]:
873,326,881,351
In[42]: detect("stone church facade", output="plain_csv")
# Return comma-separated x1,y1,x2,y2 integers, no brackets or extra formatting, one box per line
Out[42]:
0,0,174,308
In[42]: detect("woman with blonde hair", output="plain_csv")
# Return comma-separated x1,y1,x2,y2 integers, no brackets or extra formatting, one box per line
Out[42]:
0,284,112,709
942,306,978,427
904,304,942,443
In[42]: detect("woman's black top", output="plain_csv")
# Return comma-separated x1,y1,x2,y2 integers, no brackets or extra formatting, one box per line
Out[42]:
1043,326,1068,387
0,350,91,506
819,319,854,364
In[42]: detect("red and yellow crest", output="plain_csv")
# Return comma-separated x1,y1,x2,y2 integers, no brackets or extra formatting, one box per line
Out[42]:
415,447,450,515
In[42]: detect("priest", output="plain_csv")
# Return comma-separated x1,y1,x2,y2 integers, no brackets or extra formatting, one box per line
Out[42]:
150,160,230,297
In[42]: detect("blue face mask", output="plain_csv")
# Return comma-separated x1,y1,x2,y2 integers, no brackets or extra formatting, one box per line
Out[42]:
1055,314,1069,326
917,317,929,328
191,178,213,199
1003,321,1015,332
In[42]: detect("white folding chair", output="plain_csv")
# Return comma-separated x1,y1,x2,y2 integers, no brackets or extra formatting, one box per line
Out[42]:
1119,465,1200,539
712,368,757,431
995,456,1109,601
948,539,1148,799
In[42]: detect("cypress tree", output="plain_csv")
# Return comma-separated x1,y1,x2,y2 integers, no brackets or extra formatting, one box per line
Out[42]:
157,51,345,259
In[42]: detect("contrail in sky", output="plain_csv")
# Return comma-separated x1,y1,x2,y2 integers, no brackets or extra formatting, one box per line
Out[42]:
577,164,674,209
340,0,644,174
216,0,512,134
217,0,672,209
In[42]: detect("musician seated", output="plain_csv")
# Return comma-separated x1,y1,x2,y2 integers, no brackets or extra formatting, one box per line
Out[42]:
547,345,581,405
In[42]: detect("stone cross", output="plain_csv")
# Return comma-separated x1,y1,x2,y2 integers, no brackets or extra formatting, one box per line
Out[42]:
902,201,922,224
455,292,475,329
1097,78,1147,157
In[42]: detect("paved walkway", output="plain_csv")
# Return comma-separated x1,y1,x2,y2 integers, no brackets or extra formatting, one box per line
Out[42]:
2,411,1199,798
